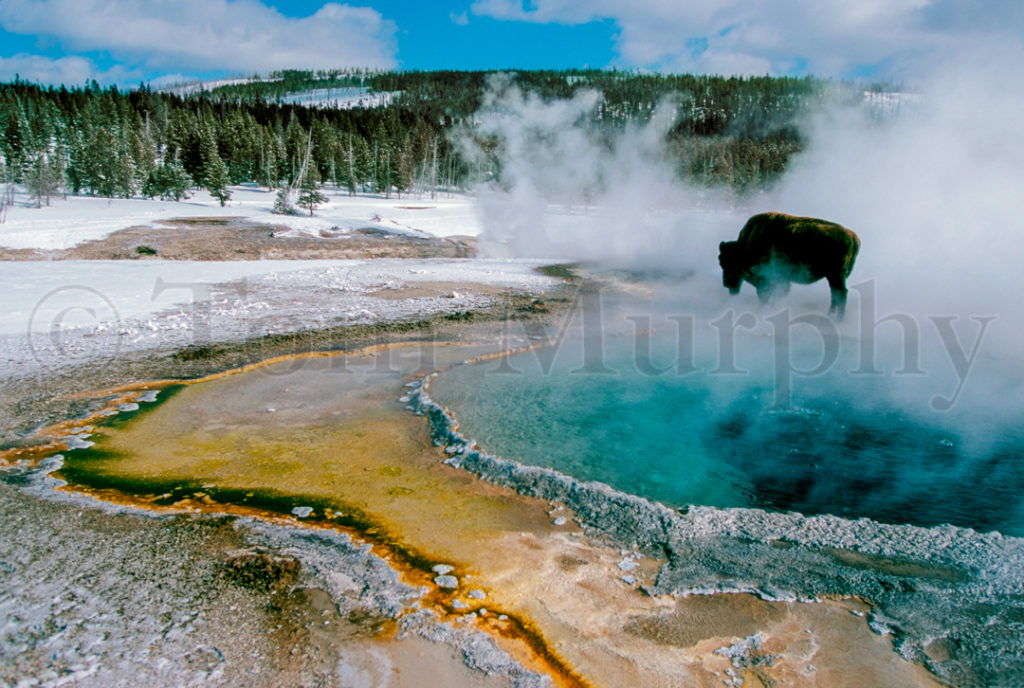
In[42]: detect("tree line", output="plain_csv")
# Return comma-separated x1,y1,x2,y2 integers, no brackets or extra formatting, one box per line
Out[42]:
0,70,866,212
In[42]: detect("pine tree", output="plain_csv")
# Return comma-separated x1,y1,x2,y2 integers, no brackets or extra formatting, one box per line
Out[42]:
272,184,296,215
373,128,392,197
116,133,138,198
257,126,278,190
206,158,231,206
283,113,307,186
429,134,439,199
200,123,231,206
85,125,119,197
340,134,357,195
25,151,61,207
1,102,29,181
297,163,326,216
143,159,193,201
130,112,157,190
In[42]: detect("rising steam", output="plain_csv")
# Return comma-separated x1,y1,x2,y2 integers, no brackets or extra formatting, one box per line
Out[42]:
462,73,736,268
461,49,1024,430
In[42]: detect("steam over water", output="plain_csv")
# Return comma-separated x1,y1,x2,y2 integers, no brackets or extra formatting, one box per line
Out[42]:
432,288,1024,537
446,51,1024,683
455,47,1024,540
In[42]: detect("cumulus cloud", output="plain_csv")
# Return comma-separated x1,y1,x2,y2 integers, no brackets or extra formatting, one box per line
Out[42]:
0,53,138,85
469,0,1024,78
0,0,398,76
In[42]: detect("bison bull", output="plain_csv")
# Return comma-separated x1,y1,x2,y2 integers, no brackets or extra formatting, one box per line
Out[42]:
718,212,860,319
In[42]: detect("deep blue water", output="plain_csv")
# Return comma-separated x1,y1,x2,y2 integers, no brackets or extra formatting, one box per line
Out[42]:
432,329,1024,536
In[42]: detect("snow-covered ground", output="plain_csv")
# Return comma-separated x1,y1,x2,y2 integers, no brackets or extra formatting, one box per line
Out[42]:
0,185,484,251
1,258,557,337
0,258,560,378
0,184,569,380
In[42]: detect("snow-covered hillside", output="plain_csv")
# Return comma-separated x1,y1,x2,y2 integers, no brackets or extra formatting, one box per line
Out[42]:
277,86,398,109
862,90,922,119
156,77,396,110
157,77,265,97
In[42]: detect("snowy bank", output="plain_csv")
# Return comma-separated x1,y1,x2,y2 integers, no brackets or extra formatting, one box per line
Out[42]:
0,185,484,251
0,258,560,379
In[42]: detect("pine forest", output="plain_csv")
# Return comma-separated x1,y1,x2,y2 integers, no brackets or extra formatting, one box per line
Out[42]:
0,69,873,211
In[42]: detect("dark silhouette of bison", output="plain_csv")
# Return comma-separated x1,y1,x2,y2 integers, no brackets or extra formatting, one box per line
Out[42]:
719,212,860,319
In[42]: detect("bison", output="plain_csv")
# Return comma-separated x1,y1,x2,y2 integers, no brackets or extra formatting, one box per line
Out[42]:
719,212,860,319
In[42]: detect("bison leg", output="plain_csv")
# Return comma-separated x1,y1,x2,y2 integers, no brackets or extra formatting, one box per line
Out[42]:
755,279,788,306
827,275,848,320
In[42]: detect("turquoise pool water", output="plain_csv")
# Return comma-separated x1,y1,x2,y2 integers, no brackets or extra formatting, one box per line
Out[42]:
431,328,1024,537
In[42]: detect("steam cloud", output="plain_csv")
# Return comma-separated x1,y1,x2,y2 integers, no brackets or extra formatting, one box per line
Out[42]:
467,47,1024,314
455,47,1024,643
463,45,1024,433
463,74,736,270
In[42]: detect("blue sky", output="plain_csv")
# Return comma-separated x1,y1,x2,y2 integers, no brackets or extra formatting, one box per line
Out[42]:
0,0,1021,87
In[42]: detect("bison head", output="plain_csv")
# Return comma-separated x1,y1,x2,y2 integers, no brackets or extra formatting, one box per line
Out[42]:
718,241,743,294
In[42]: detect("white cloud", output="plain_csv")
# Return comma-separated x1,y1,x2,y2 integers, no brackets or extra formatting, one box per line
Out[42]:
0,0,398,75
469,0,1024,78
0,53,139,85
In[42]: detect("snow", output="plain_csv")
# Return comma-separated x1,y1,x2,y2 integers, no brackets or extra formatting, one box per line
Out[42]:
862,90,922,119
0,186,562,380
157,77,268,97
0,260,331,336
0,258,560,378
156,79,396,109
0,185,484,251
0,183,566,384
277,87,398,109
0,258,554,336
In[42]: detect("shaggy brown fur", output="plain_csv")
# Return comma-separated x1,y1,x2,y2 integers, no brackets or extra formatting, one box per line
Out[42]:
719,212,860,318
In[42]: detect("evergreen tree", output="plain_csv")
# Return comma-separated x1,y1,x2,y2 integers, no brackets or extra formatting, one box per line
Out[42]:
283,112,307,185
206,158,231,206
116,132,138,198
25,151,61,207
200,123,231,205
256,126,278,190
0,69,837,205
339,133,357,195
272,184,296,215
373,123,392,197
129,111,158,189
84,125,119,197
2,103,30,181
143,160,193,201
297,163,327,216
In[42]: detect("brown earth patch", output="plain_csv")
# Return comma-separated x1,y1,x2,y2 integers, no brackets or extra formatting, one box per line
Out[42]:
369,282,511,300
1,217,475,261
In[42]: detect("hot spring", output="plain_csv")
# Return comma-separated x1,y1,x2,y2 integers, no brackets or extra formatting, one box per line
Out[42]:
430,279,1024,537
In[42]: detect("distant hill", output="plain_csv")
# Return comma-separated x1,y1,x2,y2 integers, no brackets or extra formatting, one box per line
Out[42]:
1,69,894,206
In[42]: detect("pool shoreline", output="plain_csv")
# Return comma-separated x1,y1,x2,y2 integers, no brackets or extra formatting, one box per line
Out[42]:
8,336,954,688
415,351,1024,687
0,274,578,688
3,273,1016,686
